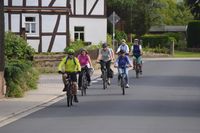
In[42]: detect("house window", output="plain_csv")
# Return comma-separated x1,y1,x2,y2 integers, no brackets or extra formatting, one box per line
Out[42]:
25,17,36,34
74,26,84,41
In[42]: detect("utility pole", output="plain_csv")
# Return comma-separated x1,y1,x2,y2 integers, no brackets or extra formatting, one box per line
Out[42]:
0,0,5,97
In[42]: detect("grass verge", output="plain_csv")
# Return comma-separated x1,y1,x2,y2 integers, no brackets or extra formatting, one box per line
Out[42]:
174,51,200,58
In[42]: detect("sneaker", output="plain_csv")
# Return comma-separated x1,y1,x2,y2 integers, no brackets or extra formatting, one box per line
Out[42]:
125,84,129,88
107,78,111,85
74,95,79,103
140,70,142,75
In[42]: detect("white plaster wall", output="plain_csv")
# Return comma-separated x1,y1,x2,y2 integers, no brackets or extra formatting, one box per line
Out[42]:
53,0,66,6
4,13,9,31
51,36,66,52
57,15,66,32
42,0,52,6
27,40,40,52
12,0,23,6
87,0,104,15
42,36,51,52
26,0,38,6
69,18,107,45
4,0,8,6
76,0,84,15
42,15,57,32
11,14,20,32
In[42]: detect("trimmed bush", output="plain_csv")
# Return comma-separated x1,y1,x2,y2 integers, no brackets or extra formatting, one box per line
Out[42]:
186,21,200,48
4,32,39,97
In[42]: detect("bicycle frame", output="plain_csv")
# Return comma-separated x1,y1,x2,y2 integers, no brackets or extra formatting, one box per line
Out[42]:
99,61,108,90
63,73,74,107
119,67,127,95
80,68,88,96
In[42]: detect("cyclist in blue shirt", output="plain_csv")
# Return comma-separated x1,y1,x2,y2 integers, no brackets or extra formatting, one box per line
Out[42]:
114,50,132,88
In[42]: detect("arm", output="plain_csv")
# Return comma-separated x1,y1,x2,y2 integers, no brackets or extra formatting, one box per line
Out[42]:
58,57,66,72
114,57,119,67
87,55,93,68
75,58,81,72
116,45,121,54
96,49,102,62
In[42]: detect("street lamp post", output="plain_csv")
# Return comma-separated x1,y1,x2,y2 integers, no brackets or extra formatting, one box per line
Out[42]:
0,0,5,97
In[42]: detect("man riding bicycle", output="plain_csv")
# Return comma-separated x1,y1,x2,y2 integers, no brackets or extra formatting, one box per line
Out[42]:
114,50,132,88
131,38,143,73
58,49,81,103
96,43,114,85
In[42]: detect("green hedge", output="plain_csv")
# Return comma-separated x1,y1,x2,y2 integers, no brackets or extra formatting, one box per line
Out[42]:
4,32,39,97
187,20,200,48
141,34,174,49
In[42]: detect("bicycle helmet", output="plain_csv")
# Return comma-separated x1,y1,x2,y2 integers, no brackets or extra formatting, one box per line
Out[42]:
67,49,75,55
102,43,108,48
80,48,88,54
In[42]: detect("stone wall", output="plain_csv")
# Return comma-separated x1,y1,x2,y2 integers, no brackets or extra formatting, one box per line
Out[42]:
34,49,99,73
0,71,5,98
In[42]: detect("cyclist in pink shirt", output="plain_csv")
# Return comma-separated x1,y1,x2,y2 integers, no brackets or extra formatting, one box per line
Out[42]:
77,48,93,88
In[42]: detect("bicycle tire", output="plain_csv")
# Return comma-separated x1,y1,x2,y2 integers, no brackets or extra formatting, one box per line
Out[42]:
136,64,139,78
81,72,87,96
103,70,107,89
66,84,73,107
121,75,125,95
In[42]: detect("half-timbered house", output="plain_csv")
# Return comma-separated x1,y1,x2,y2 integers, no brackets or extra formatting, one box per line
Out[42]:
4,0,107,52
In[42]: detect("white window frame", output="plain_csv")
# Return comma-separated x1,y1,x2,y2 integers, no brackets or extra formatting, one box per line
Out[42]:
22,14,39,36
74,26,85,41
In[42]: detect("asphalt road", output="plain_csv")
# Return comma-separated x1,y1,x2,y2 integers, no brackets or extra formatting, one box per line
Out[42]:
1,60,200,133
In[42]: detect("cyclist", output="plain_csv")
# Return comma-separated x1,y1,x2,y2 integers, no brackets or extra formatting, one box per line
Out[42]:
96,43,114,85
114,50,132,88
77,48,93,88
116,39,129,55
58,49,81,103
131,38,143,73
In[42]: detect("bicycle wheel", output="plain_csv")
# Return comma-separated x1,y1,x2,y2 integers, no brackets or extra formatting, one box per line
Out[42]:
121,75,125,95
136,64,139,78
81,73,87,96
66,84,73,107
103,70,107,89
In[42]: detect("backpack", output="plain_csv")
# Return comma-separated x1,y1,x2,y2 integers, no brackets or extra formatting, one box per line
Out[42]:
65,56,77,65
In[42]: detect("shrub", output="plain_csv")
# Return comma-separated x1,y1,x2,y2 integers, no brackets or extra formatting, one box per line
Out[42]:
115,30,127,43
4,32,39,97
186,20,200,48
5,32,35,61
4,60,39,97
64,40,85,53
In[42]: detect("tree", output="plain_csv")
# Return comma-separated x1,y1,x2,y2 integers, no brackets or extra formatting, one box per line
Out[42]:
107,0,161,37
185,0,200,20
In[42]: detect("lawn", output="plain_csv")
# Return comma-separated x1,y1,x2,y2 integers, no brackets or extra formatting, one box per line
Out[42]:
174,51,200,58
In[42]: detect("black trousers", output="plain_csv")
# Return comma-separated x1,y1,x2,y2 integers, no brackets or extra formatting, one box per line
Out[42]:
78,66,91,87
100,60,111,78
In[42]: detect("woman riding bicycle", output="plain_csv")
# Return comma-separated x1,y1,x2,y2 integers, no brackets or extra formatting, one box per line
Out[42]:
114,50,132,88
58,49,81,103
77,48,93,88
131,38,143,73
96,43,114,85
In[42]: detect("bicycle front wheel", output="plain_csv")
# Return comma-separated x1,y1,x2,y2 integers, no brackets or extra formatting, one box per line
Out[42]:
103,71,107,89
121,76,125,95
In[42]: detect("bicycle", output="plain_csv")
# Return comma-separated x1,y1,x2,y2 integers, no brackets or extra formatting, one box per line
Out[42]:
80,67,88,96
118,66,128,95
60,72,75,107
134,56,142,78
98,60,108,90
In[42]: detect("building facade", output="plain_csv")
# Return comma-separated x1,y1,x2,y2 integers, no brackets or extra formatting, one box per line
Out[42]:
4,0,107,52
